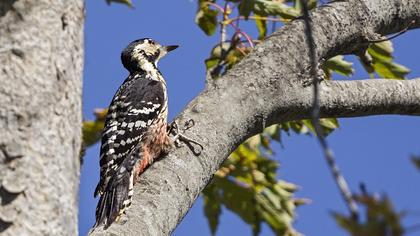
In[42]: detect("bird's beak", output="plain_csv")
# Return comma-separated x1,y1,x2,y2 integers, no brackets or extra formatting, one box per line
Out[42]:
163,45,179,53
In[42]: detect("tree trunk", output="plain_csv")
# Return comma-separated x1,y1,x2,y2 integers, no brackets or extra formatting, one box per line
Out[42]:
90,0,420,235
0,0,84,235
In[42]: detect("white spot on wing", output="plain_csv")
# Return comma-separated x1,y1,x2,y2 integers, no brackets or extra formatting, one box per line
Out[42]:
107,149,115,155
107,159,114,166
135,120,146,127
129,103,161,115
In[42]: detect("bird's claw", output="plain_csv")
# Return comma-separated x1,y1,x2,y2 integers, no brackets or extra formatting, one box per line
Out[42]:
169,119,203,156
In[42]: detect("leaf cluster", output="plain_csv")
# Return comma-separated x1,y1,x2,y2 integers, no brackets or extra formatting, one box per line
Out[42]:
364,41,410,79
333,189,405,236
82,109,107,148
204,127,308,235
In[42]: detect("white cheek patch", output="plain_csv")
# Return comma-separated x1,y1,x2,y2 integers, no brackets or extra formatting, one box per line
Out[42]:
141,61,154,71
140,60,159,79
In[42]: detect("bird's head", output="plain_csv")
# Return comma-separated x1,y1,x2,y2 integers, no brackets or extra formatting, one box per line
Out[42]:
121,38,178,73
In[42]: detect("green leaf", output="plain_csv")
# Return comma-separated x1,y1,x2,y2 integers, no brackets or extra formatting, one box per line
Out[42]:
226,48,250,70
275,181,299,194
82,121,104,147
82,109,107,148
238,0,255,19
300,118,339,136
195,1,219,36
369,41,393,60
253,0,300,20
320,118,339,135
205,58,220,70
264,124,281,142
205,137,305,236
333,190,404,236
105,0,133,8
368,41,410,79
203,184,222,235
247,135,261,150
255,192,290,233
289,120,309,134
324,55,354,77
371,60,410,80
217,177,261,229
210,42,231,59
213,176,301,236
205,42,236,77
278,120,307,135
237,0,300,21
301,119,315,134
320,118,339,130
254,14,267,39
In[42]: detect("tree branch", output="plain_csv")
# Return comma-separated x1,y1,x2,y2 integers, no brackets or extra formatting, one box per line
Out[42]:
319,79,420,117
90,0,420,235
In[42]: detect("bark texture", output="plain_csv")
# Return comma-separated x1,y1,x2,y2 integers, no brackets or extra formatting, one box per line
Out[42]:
0,0,84,235
90,0,420,235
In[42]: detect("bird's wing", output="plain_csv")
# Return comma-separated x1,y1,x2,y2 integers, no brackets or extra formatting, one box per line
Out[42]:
94,73,165,197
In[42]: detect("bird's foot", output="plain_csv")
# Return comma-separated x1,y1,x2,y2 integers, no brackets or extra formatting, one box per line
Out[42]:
168,119,203,156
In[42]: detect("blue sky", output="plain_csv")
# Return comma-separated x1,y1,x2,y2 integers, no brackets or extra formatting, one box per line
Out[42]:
79,0,420,235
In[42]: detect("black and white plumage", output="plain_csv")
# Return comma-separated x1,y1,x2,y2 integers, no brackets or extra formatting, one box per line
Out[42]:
93,38,178,229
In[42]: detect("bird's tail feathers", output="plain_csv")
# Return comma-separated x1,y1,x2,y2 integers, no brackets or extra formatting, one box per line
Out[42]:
93,169,134,229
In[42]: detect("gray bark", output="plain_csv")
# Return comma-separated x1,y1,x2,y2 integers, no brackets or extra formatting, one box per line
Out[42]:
90,0,420,235
0,0,84,235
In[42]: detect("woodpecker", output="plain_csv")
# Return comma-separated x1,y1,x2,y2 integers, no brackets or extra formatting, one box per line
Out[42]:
93,38,179,229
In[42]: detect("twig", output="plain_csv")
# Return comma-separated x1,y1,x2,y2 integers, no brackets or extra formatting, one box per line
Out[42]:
206,2,225,12
368,20,416,43
301,0,359,219
206,1,254,48
216,1,229,72
225,39,262,44
225,15,283,24
229,23,254,48
220,2,229,43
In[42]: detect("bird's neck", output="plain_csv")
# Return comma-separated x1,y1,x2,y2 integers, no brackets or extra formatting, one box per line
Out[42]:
130,59,166,86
